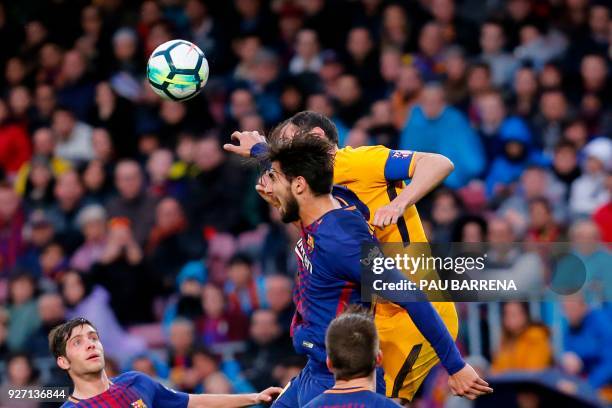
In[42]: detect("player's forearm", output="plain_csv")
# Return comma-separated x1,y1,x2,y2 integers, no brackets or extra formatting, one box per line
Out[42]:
395,153,454,208
188,393,259,408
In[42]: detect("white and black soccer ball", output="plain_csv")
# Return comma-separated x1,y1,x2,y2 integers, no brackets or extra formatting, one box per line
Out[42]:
147,39,209,101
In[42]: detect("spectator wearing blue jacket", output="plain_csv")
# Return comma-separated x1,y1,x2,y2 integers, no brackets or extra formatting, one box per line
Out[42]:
561,295,612,390
485,116,549,198
399,84,485,189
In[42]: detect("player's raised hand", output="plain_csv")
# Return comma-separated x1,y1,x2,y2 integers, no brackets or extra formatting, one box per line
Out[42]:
448,363,493,400
223,131,266,158
372,202,406,229
254,386,283,403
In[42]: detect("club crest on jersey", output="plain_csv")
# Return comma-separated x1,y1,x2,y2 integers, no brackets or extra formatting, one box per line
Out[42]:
306,235,315,251
131,400,148,408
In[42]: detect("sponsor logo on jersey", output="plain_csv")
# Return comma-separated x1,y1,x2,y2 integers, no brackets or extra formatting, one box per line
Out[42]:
295,238,313,273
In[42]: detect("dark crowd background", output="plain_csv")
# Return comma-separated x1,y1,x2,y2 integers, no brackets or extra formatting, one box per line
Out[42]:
0,0,610,406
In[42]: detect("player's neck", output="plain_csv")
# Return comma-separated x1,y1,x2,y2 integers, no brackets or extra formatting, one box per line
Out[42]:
72,370,112,400
333,375,375,391
299,194,340,226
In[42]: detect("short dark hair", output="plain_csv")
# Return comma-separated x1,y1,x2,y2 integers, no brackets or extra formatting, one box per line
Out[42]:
325,306,378,381
267,129,334,196
6,352,39,384
528,196,552,213
49,317,98,360
554,140,577,153
287,111,339,146
483,18,504,30
229,252,254,268
192,345,221,367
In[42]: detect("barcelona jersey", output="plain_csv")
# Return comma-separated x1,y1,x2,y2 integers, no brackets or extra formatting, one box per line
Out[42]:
61,371,189,408
290,203,375,364
303,386,402,408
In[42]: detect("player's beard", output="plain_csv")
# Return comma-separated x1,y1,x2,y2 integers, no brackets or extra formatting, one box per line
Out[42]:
281,192,300,223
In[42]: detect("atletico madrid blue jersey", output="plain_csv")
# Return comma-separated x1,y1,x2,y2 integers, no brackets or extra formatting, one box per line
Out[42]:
302,386,402,408
290,202,373,364
61,371,189,407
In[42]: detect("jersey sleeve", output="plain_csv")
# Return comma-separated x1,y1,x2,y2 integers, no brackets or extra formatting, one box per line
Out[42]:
336,146,416,185
250,142,271,171
384,150,416,181
335,146,390,185
137,372,189,408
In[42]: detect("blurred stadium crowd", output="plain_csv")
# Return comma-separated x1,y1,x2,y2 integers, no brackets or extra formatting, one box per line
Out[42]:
0,0,610,406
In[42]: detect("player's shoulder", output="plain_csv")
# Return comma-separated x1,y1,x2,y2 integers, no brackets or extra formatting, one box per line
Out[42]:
332,185,370,220
301,393,325,408
60,402,77,408
372,391,403,406
302,390,401,408
319,206,374,244
112,370,152,386
338,145,390,157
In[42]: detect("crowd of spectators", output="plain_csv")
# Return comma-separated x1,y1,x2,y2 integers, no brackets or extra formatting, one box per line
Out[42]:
0,0,610,405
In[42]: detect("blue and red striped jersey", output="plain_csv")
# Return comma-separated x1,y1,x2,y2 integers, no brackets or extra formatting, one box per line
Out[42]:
290,202,376,364
61,371,189,408
302,386,401,407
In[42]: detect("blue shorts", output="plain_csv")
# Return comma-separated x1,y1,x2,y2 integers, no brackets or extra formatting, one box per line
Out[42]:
273,359,386,407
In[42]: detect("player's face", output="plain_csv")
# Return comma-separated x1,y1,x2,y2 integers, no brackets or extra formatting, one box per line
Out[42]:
268,162,300,223
60,324,105,377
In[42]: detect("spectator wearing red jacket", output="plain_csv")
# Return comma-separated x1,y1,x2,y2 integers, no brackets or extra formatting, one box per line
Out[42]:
593,173,612,244
0,99,31,178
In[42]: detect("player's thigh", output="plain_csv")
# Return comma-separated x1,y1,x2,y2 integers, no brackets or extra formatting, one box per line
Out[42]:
376,302,458,399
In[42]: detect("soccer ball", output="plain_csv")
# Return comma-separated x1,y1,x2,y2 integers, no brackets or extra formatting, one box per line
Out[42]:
147,39,209,101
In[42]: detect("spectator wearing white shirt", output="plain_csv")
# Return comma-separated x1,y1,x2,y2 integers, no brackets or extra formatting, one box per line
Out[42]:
289,29,322,75
52,106,93,164
570,138,611,217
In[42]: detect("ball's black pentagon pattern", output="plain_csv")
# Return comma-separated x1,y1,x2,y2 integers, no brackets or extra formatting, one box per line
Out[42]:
148,40,206,101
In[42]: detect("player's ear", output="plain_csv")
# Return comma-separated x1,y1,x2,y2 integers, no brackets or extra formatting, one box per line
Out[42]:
326,356,333,371
375,350,383,367
57,356,70,371
292,176,306,195
311,127,326,140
